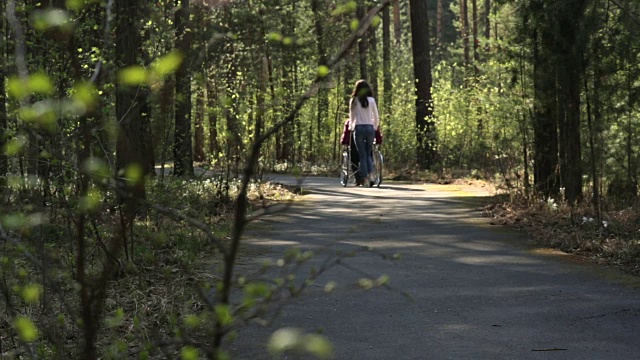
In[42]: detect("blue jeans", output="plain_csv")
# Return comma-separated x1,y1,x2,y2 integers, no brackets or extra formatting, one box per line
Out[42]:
354,124,374,180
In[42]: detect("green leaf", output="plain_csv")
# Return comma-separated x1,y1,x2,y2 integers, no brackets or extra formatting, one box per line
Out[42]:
66,0,91,10
375,274,390,286
268,328,302,354
29,72,55,96
324,281,336,293
303,334,333,360
331,1,357,16
14,317,39,342
268,328,334,359
125,163,144,185
317,65,330,78
3,136,28,156
266,32,283,42
371,15,382,28
216,350,230,360
138,350,150,360
32,9,71,31
72,81,98,110
106,308,125,328
245,282,270,297
19,101,58,132
358,278,374,290
2,213,28,230
8,76,28,99
350,19,360,31
78,189,102,213
184,314,200,328
180,346,199,360
8,73,54,99
117,66,148,86
151,51,184,78
83,157,111,180
214,304,233,327
21,284,42,303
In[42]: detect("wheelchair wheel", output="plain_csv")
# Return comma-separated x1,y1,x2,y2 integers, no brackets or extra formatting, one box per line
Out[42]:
372,149,383,187
340,149,350,187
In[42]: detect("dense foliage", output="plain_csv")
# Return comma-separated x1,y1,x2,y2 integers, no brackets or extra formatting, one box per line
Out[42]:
1,0,639,358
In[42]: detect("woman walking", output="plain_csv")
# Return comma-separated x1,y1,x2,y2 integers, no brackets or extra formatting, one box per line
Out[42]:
348,80,380,187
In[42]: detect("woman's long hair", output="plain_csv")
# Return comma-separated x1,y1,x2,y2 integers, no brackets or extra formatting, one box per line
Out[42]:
351,79,373,108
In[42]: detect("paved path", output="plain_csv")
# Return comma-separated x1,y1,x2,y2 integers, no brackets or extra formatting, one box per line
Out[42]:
229,175,640,360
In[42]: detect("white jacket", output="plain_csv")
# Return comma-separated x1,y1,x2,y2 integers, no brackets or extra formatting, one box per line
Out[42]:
349,97,379,131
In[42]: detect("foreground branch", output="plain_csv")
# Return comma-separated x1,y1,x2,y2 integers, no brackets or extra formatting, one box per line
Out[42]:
212,0,392,351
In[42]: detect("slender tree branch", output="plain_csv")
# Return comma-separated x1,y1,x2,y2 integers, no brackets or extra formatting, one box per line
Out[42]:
6,0,28,80
608,0,640,25
212,0,392,350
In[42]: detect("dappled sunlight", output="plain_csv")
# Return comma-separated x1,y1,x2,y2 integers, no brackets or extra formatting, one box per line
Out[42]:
293,213,324,221
342,240,425,249
248,240,301,247
453,255,540,266
233,174,640,359
438,323,474,332
450,241,503,251
530,248,570,256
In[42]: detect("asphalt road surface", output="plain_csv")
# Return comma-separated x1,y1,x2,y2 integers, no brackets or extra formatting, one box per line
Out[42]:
228,175,640,360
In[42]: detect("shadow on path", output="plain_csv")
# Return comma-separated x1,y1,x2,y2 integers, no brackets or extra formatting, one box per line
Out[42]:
225,176,640,359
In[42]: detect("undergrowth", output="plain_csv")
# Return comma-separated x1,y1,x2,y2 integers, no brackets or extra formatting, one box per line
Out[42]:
483,193,640,275
0,176,298,359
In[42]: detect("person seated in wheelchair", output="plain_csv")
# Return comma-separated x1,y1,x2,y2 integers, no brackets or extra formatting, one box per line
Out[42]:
340,119,383,186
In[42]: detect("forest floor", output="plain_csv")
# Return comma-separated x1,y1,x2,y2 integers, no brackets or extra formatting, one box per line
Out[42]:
477,187,640,277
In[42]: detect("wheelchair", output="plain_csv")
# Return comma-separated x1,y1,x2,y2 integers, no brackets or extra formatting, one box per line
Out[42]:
340,139,383,188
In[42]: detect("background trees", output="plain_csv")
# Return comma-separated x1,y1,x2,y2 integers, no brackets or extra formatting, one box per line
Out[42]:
2,0,640,357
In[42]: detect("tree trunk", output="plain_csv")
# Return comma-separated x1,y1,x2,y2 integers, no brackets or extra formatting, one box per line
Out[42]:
461,0,470,71
173,0,194,176
484,0,490,51
472,0,479,76
206,76,219,158
393,0,401,44
368,13,379,95
409,0,437,169
278,0,296,163
357,0,368,80
532,26,559,198
135,93,154,178
311,0,329,160
437,0,443,46
139,8,154,177
584,66,600,222
556,1,587,204
382,5,392,116
0,0,7,188
256,56,267,148
115,0,146,199
224,49,242,171
591,14,603,218
191,3,206,166
194,75,206,162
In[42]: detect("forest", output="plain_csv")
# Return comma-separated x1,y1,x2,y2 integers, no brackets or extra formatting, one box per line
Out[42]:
1,0,639,358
